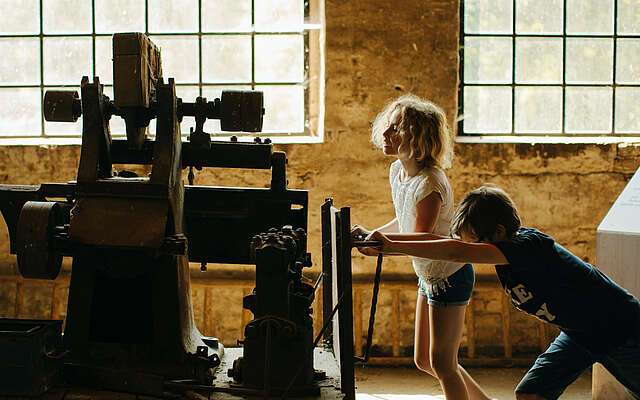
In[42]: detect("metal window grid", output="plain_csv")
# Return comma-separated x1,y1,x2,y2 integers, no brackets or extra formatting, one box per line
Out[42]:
458,0,640,137
0,0,316,139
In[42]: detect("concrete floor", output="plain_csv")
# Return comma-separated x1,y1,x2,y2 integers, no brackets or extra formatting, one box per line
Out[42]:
355,366,592,400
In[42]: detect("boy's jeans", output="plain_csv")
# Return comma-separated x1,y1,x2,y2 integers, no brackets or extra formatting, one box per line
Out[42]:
515,331,640,400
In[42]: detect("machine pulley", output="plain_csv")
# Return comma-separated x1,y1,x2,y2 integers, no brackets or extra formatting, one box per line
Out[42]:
16,201,63,280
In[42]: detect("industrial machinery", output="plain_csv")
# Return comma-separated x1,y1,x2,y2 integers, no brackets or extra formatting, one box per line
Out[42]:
0,33,356,399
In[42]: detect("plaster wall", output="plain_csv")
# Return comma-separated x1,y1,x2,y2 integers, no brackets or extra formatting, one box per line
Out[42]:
1,0,639,357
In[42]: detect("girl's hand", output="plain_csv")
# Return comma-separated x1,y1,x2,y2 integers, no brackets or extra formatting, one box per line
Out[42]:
351,224,371,241
352,225,378,256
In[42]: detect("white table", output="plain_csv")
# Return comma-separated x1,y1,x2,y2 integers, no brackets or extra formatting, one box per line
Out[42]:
594,167,640,400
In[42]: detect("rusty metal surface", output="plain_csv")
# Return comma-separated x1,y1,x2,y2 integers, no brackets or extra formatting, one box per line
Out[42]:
68,197,168,248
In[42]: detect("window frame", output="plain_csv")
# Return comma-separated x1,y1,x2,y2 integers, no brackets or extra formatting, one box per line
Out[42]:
458,0,640,142
0,0,325,144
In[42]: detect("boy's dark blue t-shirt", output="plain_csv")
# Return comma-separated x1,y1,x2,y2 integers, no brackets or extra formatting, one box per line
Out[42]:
493,227,640,355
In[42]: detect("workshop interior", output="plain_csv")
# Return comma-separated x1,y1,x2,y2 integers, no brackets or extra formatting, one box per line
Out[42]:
0,1,639,400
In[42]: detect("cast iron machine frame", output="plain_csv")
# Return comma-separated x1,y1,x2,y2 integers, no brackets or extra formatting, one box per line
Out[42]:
0,32,364,399
0,32,317,397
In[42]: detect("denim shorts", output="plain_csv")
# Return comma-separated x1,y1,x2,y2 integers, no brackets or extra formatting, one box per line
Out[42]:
516,332,640,400
417,263,475,307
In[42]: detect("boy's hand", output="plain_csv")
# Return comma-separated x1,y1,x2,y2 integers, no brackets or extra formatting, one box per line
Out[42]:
369,230,393,253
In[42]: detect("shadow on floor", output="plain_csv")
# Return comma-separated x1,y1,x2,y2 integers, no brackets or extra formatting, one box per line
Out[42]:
355,366,592,400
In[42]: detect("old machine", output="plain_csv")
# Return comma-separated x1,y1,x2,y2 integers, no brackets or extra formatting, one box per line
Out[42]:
0,33,358,399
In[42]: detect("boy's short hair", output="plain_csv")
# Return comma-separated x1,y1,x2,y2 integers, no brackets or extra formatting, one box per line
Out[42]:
451,185,521,241
370,94,453,169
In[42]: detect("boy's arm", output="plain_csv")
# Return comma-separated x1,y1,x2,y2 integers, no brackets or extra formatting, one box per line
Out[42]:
372,231,508,264
384,232,448,241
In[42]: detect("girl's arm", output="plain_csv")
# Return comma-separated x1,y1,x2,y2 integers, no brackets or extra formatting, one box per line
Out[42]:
360,192,444,256
385,192,446,240
351,218,400,256
352,217,399,238
376,218,399,233
413,191,442,233
372,231,508,265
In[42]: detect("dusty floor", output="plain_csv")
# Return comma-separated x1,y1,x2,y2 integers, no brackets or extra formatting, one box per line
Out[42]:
355,366,592,400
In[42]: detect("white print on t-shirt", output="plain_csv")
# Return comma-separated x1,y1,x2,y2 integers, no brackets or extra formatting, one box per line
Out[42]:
505,284,557,322
508,284,533,305
535,303,556,322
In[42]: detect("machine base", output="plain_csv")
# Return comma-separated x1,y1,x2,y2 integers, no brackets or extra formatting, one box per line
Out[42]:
1,347,346,400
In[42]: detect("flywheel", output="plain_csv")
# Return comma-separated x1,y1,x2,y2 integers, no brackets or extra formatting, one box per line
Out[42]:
16,201,63,280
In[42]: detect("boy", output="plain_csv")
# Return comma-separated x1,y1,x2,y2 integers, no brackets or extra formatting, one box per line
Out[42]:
367,185,640,400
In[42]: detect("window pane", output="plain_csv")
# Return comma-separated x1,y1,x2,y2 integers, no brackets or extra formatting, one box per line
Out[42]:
1,0,39,34
43,0,92,34
0,38,40,85
258,85,304,133
0,88,41,136
615,87,640,132
102,86,126,137
516,0,563,34
202,86,252,133
464,0,512,34
43,37,92,85
95,0,145,33
95,37,113,85
255,35,303,83
0,3,313,141
464,37,512,83
202,0,251,32
565,87,612,133
566,0,613,35
148,0,199,33
616,39,640,83
255,0,304,32
463,86,512,133
618,0,640,34
566,38,613,84
515,38,562,83
45,87,83,136
202,36,252,83
149,36,199,84
515,87,562,133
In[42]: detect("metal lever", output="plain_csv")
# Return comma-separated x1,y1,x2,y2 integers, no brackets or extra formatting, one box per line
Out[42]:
354,252,383,363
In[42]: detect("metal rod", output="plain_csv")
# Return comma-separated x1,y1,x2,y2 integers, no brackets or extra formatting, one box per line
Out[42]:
354,253,383,363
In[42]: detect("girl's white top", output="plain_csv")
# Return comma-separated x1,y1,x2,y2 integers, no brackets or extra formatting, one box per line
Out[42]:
389,159,465,294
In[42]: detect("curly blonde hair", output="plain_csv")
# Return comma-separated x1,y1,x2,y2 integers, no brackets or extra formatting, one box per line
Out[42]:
371,94,453,169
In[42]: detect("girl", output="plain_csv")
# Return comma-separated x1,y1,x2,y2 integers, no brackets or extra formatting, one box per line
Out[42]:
352,94,491,400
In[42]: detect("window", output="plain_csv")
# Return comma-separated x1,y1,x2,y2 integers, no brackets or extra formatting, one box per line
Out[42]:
460,0,640,139
0,0,324,143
